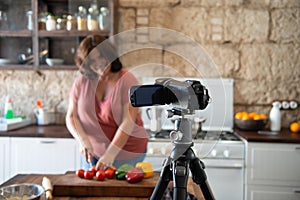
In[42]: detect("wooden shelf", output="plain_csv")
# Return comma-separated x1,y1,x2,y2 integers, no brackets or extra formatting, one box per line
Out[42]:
39,64,76,70
0,64,34,70
38,30,110,37
0,30,32,37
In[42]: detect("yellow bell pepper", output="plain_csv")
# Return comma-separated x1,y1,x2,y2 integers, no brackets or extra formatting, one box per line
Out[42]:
136,161,154,178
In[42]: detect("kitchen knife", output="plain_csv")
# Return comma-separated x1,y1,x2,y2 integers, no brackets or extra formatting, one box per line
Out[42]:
42,176,53,199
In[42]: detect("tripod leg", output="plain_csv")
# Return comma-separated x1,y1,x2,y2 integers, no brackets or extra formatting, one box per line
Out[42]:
172,159,189,200
150,157,173,200
190,157,215,200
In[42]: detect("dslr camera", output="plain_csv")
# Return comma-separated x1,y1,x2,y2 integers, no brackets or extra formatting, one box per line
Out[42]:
129,78,210,112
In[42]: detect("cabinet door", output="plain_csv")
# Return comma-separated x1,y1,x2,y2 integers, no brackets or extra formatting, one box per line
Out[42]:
246,142,300,186
246,184,300,200
0,0,34,69
0,137,10,184
10,138,80,177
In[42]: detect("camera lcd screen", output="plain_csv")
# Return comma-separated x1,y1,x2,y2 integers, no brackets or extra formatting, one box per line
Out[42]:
130,85,164,107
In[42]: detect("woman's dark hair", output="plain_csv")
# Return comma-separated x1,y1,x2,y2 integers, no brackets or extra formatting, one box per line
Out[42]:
75,35,122,79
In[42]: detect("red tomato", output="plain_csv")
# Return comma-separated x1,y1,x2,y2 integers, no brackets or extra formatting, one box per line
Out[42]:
84,170,94,180
76,169,85,178
96,170,106,181
105,167,116,179
89,166,97,176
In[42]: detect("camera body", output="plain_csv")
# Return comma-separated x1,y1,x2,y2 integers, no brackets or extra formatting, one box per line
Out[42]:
129,78,210,111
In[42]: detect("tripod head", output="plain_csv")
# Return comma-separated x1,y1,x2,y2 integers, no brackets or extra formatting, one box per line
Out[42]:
165,107,196,160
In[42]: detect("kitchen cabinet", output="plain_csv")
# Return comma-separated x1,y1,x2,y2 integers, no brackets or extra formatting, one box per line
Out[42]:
0,0,118,70
0,137,10,184
245,142,300,200
10,137,80,177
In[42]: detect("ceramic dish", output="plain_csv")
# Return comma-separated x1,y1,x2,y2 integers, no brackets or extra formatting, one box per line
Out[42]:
45,58,64,66
0,58,12,65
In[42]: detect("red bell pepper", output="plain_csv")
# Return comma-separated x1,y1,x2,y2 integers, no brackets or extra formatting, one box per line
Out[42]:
125,167,144,183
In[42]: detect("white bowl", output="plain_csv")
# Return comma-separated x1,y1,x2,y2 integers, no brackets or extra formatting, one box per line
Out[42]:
0,58,12,65
45,58,64,66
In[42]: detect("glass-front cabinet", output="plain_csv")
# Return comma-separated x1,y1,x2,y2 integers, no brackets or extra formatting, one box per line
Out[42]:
0,0,117,70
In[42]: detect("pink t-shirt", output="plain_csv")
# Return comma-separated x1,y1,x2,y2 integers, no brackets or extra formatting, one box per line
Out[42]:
70,69,148,160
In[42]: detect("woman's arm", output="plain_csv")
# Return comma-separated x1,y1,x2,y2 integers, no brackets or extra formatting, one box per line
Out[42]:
66,98,93,163
96,102,138,169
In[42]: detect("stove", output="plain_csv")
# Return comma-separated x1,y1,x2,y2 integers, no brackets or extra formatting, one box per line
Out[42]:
150,130,242,141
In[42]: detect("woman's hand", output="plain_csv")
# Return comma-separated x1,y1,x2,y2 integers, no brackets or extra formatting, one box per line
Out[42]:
81,147,93,163
96,153,115,170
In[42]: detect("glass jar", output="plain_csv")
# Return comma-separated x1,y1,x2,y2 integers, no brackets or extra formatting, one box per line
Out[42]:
56,17,67,30
0,10,8,30
38,13,47,30
26,11,33,30
99,7,110,31
77,6,87,30
46,15,56,31
66,15,77,31
87,4,99,31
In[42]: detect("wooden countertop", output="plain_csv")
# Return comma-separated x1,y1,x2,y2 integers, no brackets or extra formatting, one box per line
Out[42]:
1,125,300,144
235,128,300,143
0,172,204,200
0,125,73,138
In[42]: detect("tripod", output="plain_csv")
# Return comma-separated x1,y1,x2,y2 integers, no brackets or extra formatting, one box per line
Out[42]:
150,109,215,200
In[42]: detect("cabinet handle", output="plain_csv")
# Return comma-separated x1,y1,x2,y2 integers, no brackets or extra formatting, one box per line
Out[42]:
295,147,300,150
294,189,300,193
39,140,56,144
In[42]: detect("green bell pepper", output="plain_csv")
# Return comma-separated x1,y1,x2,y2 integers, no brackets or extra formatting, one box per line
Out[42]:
115,164,134,180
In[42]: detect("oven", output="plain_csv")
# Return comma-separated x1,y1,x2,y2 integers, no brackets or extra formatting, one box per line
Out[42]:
141,78,245,200
144,131,245,200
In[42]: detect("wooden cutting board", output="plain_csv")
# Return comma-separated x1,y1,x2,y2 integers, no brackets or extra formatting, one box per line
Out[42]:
1,172,159,198
51,171,158,197
1,172,204,199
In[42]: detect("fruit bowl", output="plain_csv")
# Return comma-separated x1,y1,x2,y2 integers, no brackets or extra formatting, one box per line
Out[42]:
235,119,268,131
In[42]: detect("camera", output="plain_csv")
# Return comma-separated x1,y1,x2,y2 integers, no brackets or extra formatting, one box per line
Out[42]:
129,78,210,111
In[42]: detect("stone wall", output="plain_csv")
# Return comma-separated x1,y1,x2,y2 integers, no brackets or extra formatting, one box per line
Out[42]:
118,0,300,127
0,0,299,128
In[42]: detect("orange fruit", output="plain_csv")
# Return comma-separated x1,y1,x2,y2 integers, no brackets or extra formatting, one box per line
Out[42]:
241,113,251,120
248,112,257,119
253,114,262,120
235,112,244,119
259,114,267,120
290,122,300,133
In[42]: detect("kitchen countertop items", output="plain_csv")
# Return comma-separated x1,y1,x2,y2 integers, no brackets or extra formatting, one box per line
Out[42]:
0,172,204,199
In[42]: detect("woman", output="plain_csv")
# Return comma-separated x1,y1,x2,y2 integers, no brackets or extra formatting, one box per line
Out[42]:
66,35,148,170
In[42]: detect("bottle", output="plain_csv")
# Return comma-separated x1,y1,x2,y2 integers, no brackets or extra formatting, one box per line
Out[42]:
77,6,87,30
87,4,99,31
99,7,110,31
269,101,281,131
4,96,14,119
46,15,56,31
